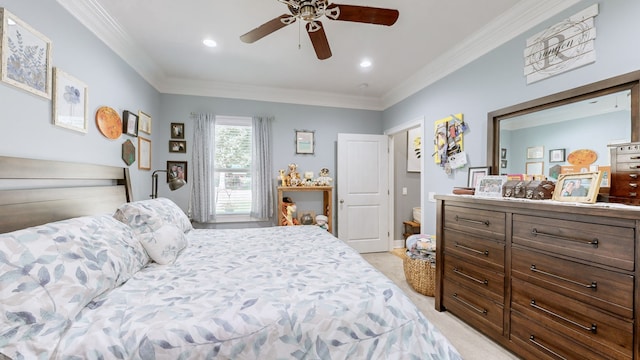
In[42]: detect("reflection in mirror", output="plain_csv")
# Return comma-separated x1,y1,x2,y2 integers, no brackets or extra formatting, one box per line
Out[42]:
489,71,640,180
500,90,631,178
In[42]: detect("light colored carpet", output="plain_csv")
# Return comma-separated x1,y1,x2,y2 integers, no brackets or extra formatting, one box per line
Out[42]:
361,252,519,360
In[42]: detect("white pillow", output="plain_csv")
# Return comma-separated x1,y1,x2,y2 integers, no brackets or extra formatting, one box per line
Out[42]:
139,224,187,264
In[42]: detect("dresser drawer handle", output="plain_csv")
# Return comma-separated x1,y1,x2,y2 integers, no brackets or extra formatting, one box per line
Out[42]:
452,293,487,315
454,242,489,256
453,267,488,285
530,299,597,333
630,192,638,197
455,215,490,226
530,265,597,289
630,183,638,188
631,156,640,160
631,165,640,169
531,228,599,248
630,174,639,179
529,335,567,360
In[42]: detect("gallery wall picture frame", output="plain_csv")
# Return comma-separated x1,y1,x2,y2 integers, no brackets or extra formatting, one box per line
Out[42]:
407,126,422,173
138,136,151,170
171,122,185,139
474,175,508,198
501,160,507,168
167,161,187,182
526,161,544,175
552,171,603,203
527,146,544,159
467,166,491,188
52,68,88,133
122,110,138,137
501,148,507,159
121,139,135,166
295,129,315,155
169,140,186,153
549,148,566,162
138,111,152,134
0,8,52,99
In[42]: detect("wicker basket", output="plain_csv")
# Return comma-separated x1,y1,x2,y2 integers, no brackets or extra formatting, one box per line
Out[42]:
402,254,436,297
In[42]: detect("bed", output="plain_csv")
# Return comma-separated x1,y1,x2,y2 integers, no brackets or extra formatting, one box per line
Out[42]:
0,156,461,359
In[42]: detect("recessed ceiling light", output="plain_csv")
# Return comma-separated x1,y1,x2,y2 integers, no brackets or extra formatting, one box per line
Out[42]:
203,39,217,48
360,59,372,68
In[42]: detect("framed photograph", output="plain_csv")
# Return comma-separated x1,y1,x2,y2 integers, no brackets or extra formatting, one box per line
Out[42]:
167,161,187,182
138,111,152,134
501,160,507,168
552,171,603,203
526,161,544,175
138,136,151,170
501,148,507,159
171,122,184,139
549,148,566,162
407,127,421,172
169,140,186,153
467,166,491,188
0,8,52,99
122,110,138,137
527,146,544,159
52,68,87,133
474,175,508,198
295,129,315,155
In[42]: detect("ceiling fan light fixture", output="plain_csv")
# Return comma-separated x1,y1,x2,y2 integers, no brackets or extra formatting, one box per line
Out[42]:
300,4,316,21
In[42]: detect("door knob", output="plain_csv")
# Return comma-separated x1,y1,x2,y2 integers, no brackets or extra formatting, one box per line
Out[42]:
340,199,344,204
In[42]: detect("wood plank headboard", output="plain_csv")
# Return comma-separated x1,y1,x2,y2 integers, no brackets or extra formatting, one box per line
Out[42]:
0,156,132,234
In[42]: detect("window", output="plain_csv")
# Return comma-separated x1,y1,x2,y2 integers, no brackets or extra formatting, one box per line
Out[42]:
214,116,252,215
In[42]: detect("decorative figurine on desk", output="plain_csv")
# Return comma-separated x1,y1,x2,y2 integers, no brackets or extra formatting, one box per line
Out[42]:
316,167,333,186
316,215,328,231
278,169,287,186
280,197,299,226
287,163,301,186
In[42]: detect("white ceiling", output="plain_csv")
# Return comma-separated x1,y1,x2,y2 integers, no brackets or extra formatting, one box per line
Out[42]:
57,0,581,110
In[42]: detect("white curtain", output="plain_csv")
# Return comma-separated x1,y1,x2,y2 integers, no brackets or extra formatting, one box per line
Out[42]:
190,113,216,222
251,116,274,220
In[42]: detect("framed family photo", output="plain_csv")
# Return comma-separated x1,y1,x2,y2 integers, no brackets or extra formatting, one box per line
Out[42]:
169,140,186,153
167,161,187,182
171,123,184,139
474,175,508,198
552,171,602,203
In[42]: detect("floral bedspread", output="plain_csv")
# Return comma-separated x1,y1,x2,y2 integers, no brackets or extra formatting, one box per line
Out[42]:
9,225,462,359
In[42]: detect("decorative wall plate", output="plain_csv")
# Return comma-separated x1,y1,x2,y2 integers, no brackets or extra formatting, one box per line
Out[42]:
96,106,122,139
567,149,597,166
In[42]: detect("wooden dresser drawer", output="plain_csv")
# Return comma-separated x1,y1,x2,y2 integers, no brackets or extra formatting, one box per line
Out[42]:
511,310,630,360
512,214,635,271
442,280,504,337
443,229,505,271
511,247,633,318
610,173,640,197
443,205,505,241
443,254,504,303
512,278,633,359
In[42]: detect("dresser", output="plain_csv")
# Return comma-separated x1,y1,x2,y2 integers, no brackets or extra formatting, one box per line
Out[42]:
610,142,640,205
435,195,638,360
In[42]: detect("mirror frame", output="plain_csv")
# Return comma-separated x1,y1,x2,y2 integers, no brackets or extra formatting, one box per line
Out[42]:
488,70,640,175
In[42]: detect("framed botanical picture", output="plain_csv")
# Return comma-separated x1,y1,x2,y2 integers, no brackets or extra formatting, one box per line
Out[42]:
474,175,508,198
52,68,88,133
295,129,314,155
171,122,185,139
167,161,187,182
169,140,186,153
0,8,52,99
122,110,138,137
138,111,152,134
552,171,602,203
526,146,544,159
549,148,566,162
138,136,151,170
467,166,491,188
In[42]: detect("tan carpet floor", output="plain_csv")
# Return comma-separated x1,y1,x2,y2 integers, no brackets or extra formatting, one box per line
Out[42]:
361,252,520,360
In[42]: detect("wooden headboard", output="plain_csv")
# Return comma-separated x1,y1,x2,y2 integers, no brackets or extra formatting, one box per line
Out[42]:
0,156,132,234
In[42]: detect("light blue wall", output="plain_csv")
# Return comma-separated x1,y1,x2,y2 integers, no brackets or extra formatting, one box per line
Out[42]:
382,0,640,234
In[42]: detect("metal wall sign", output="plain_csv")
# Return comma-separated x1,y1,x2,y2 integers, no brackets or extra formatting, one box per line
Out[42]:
524,4,598,84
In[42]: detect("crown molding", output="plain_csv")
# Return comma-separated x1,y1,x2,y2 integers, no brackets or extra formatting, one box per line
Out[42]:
382,0,582,109
58,0,581,111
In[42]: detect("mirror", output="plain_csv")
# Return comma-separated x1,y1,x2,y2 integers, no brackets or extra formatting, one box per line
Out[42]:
488,71,640,179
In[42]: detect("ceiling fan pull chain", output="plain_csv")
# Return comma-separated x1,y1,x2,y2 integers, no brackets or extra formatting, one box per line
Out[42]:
298,20,301,50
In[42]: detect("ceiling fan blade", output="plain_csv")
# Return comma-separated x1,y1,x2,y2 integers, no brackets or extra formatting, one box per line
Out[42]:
240,15,296,43
325,4,399,26
306,21,332,60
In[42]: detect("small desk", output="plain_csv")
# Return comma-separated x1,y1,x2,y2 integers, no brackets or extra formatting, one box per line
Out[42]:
277,186,333,232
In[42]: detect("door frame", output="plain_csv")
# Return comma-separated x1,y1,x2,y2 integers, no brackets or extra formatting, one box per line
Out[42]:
384,117,425,245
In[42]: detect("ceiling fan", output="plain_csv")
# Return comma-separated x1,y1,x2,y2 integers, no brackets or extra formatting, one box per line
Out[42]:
240,0,399,60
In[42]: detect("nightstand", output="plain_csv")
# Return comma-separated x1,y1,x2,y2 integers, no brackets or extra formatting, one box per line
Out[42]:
403,220,420,244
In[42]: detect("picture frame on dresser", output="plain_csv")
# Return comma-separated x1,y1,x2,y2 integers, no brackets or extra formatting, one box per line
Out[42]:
467,166,490,188
552,171,602,203
474,175,507,198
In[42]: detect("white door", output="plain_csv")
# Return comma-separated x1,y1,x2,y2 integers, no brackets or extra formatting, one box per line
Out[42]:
337,133,389,253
